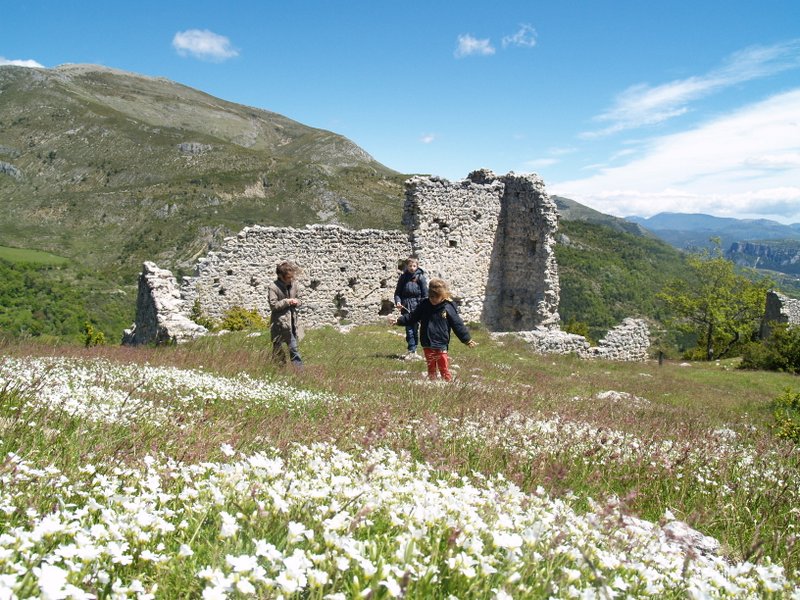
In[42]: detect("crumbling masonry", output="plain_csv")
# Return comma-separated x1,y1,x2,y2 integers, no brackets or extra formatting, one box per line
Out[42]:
125,170,650,360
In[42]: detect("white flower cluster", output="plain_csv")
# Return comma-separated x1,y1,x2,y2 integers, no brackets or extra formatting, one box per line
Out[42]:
0,356,343,426
0,442,796,598
388,411,800,504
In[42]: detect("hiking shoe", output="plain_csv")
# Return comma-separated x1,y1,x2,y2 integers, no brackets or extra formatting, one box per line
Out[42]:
404,351,423,361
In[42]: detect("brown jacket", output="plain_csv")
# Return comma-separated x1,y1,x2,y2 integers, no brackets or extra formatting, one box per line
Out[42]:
267,279,305,343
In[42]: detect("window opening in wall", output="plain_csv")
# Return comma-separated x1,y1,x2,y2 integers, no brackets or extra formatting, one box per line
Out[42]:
380,279,388,288
348,277,358,290
339,266,347,272
249,276,259,287
448,239,458,248
309,279,321,290
213,277,220,284
218,288,226,296
378,299,395,316
333,292,350,322
226,269,234,276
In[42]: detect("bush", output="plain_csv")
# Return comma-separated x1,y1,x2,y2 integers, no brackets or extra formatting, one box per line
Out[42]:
190,299,217,331
82,322,106,347
219,306,266,332
562,319,596,345
771,388,800,444
740,323,800,373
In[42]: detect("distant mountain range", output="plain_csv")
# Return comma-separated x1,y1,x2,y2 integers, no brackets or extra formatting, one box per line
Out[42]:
625,212,800,280
625,212,800,250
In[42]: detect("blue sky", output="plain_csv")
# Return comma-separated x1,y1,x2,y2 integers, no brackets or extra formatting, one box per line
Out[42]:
2,1,800,222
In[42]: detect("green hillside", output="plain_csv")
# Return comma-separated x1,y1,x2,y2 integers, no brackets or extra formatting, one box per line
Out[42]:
0,64,407,281
555,219,690,341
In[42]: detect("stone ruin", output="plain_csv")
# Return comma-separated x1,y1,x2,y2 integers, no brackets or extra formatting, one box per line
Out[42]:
761,290,800,338
124,170,650,360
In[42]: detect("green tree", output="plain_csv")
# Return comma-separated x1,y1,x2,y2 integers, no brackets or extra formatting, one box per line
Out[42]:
658,242,771,360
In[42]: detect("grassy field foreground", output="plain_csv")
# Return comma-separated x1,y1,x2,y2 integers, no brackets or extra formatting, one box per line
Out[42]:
1,325,799,598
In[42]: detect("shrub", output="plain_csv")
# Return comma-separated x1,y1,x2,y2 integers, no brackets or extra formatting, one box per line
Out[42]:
771,388,800,444
219,305,266,332
740,323,800,373
562,319,596,345
82,322,106,347
190,299,217,331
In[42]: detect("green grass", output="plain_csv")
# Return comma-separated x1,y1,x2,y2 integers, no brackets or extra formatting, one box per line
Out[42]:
0,245,69,265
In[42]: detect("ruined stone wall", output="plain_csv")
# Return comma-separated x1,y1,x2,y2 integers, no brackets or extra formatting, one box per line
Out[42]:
761,291,800,337
183,170,561,331
122,261,207,345
402,173,504,323
403,170,560,328
502,318,651,361
182,225,409,326
129,169,649,361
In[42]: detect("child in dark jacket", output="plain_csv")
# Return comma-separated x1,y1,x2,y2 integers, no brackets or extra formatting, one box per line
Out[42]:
393,256,428,359
392,278,477,381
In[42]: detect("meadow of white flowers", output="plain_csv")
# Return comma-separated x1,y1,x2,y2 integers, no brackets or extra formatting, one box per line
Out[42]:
0,356,798,599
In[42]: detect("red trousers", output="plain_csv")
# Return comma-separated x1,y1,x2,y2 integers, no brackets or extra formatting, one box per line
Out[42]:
423,347,452,381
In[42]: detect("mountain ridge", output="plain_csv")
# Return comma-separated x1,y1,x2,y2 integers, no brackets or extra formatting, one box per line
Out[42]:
625,212,800,250
0,63,407,279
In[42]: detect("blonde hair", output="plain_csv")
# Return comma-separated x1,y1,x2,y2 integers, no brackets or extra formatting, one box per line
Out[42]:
428,278,452,302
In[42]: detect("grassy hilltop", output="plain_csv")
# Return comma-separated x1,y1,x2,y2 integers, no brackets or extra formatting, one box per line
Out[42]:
0,64,407,278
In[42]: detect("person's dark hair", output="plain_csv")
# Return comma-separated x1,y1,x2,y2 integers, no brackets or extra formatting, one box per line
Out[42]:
276,261,296,277
428,278,452,302
406,256,419,266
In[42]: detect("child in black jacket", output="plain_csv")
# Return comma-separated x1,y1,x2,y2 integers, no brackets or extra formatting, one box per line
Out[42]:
392,278,477,381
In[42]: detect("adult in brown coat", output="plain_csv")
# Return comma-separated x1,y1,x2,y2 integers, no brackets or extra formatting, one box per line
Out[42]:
267,261,305,365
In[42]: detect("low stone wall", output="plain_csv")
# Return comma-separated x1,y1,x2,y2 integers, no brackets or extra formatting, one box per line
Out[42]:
503,329,590,355
496,318,651,361
585,318,651,361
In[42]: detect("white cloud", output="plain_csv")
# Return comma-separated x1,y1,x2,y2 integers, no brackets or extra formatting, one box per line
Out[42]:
172,29,239,62
454,34,495,58
524,158,558,169
583,40,800,138
553,89,800,222
502,24,537,49
0,56,45,68
420,133,436,144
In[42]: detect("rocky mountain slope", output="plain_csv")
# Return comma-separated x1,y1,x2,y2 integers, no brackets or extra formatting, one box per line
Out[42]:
727,240,800,276
0,64,407,279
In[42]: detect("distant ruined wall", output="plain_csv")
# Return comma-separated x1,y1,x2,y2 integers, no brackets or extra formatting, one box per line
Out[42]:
122,261,207,345
761,291,800,337
506,318,651,362
128,169,650,361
